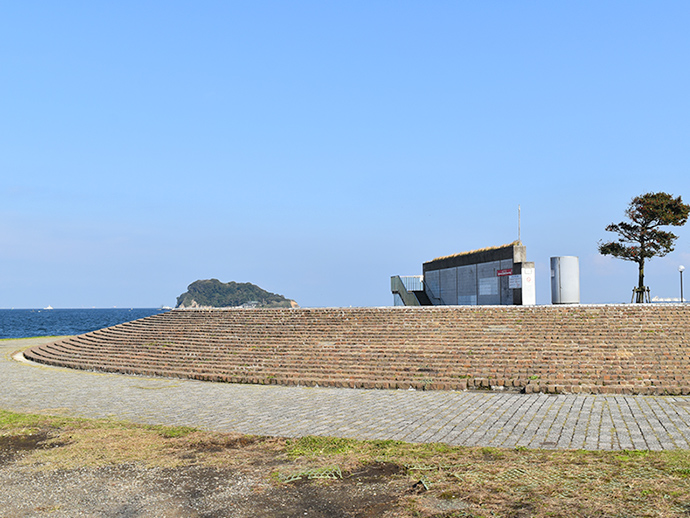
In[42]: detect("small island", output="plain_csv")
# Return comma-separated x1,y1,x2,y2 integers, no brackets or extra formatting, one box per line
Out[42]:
175,279,298,309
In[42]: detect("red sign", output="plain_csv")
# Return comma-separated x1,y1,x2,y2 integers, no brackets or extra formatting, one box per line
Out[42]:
497,269,513,277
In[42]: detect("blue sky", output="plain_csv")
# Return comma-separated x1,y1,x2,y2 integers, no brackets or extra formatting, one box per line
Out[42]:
2,2,689,308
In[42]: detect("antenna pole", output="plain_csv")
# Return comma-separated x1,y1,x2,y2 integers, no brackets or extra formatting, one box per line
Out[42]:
518,205,521,243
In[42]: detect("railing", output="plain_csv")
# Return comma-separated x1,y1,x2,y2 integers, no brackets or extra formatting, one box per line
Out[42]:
391,276,424,307
398,275,424,292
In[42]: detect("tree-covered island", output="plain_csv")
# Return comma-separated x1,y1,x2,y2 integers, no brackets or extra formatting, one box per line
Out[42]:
175,279,298,309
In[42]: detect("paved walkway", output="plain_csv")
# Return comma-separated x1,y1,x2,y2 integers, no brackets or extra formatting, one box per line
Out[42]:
2,338,690,451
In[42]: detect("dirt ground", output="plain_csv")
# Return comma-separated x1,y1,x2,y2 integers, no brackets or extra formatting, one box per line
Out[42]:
0,463,410,517
0,430,443,518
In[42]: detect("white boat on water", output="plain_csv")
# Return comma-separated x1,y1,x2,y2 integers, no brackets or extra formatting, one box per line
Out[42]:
44,305,53,310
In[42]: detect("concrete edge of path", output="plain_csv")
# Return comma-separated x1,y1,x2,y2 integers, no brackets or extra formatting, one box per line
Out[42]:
1,336,71,365
2,336,178,383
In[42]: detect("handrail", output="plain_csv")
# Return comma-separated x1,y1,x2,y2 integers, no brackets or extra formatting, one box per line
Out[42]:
390,276,421,306
399,275,423,292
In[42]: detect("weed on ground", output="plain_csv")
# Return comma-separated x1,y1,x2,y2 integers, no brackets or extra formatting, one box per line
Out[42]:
1,409,689,517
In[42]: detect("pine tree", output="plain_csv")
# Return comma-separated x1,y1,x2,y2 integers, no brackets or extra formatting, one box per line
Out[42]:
598,192,689,302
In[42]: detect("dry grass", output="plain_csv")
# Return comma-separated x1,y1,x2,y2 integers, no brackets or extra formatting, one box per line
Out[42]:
285,437,690,516
429,241,522,263
2,410,689,517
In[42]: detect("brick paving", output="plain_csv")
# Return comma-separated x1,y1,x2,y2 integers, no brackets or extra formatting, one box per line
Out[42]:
3,338,690,450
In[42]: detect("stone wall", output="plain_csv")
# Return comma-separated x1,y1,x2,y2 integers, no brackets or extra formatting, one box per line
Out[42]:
24,304,690,395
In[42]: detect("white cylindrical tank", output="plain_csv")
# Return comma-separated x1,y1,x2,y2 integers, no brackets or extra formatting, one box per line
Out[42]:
551,256,580,304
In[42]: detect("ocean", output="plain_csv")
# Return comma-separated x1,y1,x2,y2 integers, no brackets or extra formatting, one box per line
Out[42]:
0,308,169,339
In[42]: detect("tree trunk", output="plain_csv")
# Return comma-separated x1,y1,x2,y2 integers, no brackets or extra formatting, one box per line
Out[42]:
636,259,646,303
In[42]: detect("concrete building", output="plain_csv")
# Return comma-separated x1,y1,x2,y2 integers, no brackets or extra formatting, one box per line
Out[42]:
392,241,535,306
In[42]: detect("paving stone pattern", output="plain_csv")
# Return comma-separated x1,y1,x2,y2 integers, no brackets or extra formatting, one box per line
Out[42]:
3,338,690,451
23,305,690,395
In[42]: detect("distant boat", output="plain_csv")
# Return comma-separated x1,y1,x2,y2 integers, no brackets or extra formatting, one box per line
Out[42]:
44,305,54,310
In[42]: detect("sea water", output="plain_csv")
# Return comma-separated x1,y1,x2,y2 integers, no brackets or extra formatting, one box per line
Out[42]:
0,308,168,339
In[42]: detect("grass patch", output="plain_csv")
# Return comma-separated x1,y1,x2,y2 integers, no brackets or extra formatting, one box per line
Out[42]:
142,424,197,438
285,435,359,458
0,336,70,342
1,408,690,516
0,409,76,432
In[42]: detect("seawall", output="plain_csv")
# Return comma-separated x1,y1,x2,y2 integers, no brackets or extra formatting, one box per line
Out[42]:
24,304,690,395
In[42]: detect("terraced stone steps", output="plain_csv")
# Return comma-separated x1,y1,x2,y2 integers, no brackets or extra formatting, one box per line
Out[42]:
23,305,690,394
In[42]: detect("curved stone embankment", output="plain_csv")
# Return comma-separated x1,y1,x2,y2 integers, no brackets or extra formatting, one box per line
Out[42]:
23,305,690,395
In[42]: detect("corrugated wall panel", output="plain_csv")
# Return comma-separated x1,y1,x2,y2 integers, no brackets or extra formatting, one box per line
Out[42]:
457,264,477,305
499,258,513,305
477,261,500,305
424,270,441,303
440,267,457,305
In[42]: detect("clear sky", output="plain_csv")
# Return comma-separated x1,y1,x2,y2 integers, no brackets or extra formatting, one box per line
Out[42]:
2,2,689,309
